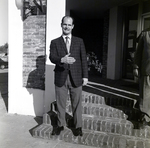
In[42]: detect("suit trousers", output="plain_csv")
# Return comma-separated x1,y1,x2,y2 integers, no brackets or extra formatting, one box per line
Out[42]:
55,73,82,128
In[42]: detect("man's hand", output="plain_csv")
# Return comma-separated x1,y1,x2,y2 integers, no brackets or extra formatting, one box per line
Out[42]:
61,53,76,64
133,69,138,77
82,78,88,86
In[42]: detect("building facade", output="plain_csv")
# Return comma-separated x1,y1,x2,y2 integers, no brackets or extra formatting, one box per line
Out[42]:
7,0,150,116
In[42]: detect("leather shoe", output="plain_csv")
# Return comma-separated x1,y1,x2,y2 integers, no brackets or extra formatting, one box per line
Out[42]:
51,126,64,135
51,126,57,135
72,127,83,136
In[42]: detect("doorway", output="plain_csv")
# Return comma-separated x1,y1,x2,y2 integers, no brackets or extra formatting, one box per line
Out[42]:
69,11,104,80
122,4,139,80
142,13,150,30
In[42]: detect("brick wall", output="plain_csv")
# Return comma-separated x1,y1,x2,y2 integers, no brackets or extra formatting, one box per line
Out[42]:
102,11,109,78
23,15,46,90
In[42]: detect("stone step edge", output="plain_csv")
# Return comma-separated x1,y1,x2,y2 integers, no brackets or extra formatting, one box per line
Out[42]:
32,123,150,148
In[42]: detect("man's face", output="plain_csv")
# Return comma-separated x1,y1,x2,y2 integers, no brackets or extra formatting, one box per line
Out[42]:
61,17,74,35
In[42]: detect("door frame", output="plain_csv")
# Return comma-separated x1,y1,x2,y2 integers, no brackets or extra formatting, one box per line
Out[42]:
141,12,150,30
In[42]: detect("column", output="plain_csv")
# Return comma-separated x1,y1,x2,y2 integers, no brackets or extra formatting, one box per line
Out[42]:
107,6,123,80
8,1,44,116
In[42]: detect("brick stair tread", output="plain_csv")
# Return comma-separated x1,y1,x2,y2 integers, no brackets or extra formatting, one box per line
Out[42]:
66,101,128,120
82,114,131,124
32,123,150,148
32,88,150,147
43,112,133,137
42,112,149,138
67,101,123,108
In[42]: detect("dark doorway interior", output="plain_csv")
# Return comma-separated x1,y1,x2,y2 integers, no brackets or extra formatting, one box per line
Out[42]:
70,11,104,78
122,4,139,80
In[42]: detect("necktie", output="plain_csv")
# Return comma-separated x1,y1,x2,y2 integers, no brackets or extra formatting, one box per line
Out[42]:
65,36,70,53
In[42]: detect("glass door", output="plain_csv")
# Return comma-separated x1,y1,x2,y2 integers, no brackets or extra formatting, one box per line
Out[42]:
142,13,150,30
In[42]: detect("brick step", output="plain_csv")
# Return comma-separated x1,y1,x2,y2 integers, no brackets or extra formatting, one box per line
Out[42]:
81,91,105,105
82,114,133,136
42,112,139,137
32,123,150,148
32,123,126,148
66,102,128,120
32,91,150,147
104,96,136,109
126,135,150,148
81,91,145,124
84,83,138,105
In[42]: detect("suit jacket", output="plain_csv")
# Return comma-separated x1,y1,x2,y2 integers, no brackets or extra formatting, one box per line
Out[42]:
49,36,88,87
134,28,150,76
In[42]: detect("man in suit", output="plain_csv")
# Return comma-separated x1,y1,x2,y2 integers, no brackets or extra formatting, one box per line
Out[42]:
49,16,88,136
133,28,150,125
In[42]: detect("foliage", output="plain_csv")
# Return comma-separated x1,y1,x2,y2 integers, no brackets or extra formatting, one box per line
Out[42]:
87,52,103,75
0,43,8,54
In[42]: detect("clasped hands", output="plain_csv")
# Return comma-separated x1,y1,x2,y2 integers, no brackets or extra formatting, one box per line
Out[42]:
61,53,88,86
61,53,76,64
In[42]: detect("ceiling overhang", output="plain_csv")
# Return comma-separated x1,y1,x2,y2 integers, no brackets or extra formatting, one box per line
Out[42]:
66,0,139,19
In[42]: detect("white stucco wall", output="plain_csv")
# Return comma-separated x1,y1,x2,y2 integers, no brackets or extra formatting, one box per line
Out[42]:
8,0,65,116
107,7,123,80
8,0,44,116
0,0,8,46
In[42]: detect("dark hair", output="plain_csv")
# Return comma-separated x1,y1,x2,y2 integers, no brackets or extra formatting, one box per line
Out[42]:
61,16,74,24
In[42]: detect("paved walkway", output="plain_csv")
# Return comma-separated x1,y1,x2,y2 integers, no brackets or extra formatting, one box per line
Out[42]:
0,97,92,148
0,71,90,148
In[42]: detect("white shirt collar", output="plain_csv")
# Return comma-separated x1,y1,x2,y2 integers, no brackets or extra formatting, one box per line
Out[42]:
62,34,72,40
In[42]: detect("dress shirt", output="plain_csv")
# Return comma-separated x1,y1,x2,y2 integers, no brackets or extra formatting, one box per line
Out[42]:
62,34,72,47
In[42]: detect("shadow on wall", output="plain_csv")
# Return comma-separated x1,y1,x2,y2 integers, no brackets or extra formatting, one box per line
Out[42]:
26,55,45,116
26,55,45,90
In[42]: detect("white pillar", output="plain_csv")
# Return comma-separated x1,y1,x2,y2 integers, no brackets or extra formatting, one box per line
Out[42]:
8,1,44,116
44,0,66,113
0,0,8,45
107,7,123,80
